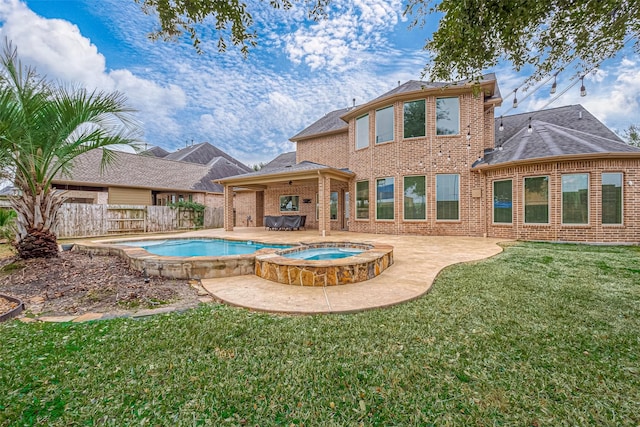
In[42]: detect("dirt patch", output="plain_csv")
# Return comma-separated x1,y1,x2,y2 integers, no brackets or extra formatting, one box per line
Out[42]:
0,251,205,318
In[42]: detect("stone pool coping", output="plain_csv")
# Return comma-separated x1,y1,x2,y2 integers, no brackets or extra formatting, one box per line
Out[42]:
73,237,291,279
72,237,393,282
256,242,394,286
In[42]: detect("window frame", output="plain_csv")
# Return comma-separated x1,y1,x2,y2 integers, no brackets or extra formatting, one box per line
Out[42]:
523,176,550,224
436,173,460,221
435,96,460,136
601,172,624,225
403,175,426,221
492,179,513,224
403,99,426,139
375,177,395,221
375,105,394,144
561,173,589,225
355,114,369,150
355,180,370,220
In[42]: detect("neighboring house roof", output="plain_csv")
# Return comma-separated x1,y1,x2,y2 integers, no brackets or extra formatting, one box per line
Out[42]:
261,152,297,170
0,186,18,196
54,149,248,193
479,105,640,168
164,142,251,172
290,107,351,141
142,146,170,157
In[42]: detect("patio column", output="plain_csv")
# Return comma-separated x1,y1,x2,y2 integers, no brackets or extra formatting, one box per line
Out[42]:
318,173,331,236
224,185,234,231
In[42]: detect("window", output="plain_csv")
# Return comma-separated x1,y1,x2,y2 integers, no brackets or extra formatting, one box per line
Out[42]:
356,181,369,219
562,174,589,224
404,100,425,138
356,114,369,149
602,172,623,224
330,191,338,220
436,174,459,220
404,176,426,220
436,97,460,135
524,176,549,224
279,195,299,212
376,177,394,220
376,106,394,144
493,180,513,223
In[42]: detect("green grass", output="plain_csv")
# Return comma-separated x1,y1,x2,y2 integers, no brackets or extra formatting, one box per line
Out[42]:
1,242,639,426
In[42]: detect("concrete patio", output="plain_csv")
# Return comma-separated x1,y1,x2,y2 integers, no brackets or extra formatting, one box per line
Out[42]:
175,228,507,314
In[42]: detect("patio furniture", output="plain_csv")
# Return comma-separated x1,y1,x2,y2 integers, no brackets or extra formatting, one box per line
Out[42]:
264,215,306,230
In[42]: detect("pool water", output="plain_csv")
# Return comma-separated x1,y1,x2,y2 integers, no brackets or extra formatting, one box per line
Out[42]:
119,239,291,257
282,247,363,261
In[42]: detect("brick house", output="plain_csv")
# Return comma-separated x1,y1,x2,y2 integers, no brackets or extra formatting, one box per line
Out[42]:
53,142,251,209
218,74,640,243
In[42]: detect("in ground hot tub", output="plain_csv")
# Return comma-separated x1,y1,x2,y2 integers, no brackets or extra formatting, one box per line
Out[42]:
255,242,393,286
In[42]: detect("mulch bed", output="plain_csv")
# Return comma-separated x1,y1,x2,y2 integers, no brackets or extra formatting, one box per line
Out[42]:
0,250,202,318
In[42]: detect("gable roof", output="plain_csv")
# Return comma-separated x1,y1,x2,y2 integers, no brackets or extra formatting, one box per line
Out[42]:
142,146,170,158
163,142,251,172
292,74,501,141
479,105,640,168
262,151,297,170
53,149,248,193
290,107,351,141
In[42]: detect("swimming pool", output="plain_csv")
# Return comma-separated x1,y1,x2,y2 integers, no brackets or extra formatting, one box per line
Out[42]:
119,239,291,257
281,247,363,261
73,238,393,283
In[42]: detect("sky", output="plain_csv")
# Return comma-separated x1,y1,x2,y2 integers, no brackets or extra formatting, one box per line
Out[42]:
0,0,638,166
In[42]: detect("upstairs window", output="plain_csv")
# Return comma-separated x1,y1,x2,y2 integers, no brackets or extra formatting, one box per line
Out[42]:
403,100,425,138
436,97,460,135
355,114,369,149
375,106,394,144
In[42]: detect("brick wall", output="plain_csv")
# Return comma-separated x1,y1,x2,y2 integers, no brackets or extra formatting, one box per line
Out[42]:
234,191,261,227
484,159,640,243
346,92,489,236
296,133,349,168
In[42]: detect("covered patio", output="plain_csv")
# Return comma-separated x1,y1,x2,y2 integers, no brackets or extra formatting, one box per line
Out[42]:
217,161,354,236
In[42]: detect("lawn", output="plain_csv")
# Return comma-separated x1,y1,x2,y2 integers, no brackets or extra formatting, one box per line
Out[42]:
1,242,639,426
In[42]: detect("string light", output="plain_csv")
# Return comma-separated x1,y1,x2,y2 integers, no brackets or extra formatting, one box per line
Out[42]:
527,117,533,134
550,72,558,94
499,116,504,132
512,88,518,108
580,75,587,97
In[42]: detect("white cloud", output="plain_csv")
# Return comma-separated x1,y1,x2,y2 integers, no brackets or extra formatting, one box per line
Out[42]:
0,0,186,142
283,0,404,72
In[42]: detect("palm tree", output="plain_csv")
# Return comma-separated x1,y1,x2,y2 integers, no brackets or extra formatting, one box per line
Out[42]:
0,41,141,258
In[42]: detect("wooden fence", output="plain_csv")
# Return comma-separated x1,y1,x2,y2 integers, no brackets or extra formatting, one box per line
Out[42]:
56,204,224,238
